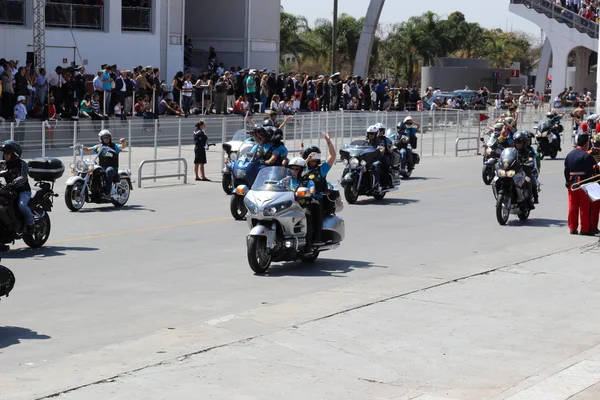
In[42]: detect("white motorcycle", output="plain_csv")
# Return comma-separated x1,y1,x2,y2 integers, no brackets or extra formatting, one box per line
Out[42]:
64,144,133,211
241,166,345,274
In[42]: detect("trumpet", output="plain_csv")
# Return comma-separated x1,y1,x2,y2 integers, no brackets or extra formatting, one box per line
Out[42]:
571,174,600,191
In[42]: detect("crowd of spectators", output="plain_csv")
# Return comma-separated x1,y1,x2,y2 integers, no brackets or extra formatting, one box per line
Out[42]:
555,0,600,22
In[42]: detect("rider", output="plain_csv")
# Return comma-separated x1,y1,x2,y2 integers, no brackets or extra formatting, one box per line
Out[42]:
83,130,127,200
397,116,419,173
376,123,394,187
251,126,288,167
365,125,382,188
283,157,318,250
300,131,336,245
0,140,34,234
246,109,293,130
513,131,538,207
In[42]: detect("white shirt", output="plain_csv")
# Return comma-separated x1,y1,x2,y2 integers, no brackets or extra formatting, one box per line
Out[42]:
119,76,126,92
433,89,442,96
182,80,193,97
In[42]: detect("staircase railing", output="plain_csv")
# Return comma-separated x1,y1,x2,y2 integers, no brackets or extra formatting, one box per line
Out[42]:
511,0,599,39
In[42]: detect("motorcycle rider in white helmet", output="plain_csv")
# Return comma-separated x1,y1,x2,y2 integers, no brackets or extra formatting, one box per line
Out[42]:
83,130,127,200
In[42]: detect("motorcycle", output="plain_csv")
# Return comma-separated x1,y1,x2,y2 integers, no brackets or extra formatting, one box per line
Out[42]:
339,140,401,204
480,132,505,185
64,144,133,212
242,166,345,274
0,157,63,250
492,148,535,225
222,129,255,194
385,129,420,178
0,263,15,301
230,145,262,220
535,119,561,159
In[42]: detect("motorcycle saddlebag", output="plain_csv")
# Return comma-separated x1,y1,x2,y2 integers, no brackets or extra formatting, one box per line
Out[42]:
412,153,421,165
28,158,65,182
0,264,15,298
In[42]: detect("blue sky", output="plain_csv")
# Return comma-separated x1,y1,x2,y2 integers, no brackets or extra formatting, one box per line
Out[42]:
280,0,541,38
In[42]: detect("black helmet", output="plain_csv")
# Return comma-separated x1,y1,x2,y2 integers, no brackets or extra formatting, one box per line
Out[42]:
0,140,23,158
271,128,283,142
513,131,528,143
576,132,591,147
526,131,535,139
302,145,321,160
263,119,276,127
253,125,268,137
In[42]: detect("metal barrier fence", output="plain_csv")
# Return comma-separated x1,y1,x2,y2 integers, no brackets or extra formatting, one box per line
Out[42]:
0,103,585,178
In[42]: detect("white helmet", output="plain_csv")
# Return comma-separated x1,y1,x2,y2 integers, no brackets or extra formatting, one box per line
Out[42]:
404,116,413,123
17,95,26,102
288,157,306,169
98,129,112,140
374,122,386,130
366,125,378,134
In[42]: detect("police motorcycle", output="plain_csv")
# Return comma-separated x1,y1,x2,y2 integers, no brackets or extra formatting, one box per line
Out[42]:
242,166,345,274
492,147,535,225
339,127,401,204
534,113,561,159
0,151,63,250
0,262,15,301
222,129,255,194
385,128,420,179
64,143,133,211
480,124,506,185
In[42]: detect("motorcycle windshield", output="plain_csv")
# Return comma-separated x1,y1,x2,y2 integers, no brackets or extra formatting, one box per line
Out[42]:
238,145,256,161
231,129,248,142
499,148,518,169
486,134,499,148
252,167,295,192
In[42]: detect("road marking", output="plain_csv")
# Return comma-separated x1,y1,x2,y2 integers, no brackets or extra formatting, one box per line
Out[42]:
503,360,600,400
206,314,242,326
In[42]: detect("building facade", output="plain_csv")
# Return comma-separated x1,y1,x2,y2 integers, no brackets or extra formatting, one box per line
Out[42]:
0,0,279,80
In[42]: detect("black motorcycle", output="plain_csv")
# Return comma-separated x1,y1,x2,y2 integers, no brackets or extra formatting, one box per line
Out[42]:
535,120,561,159
0,157,64,250
339,140,401,203
492,148,534,225
480,132,504,185
0,262,15,301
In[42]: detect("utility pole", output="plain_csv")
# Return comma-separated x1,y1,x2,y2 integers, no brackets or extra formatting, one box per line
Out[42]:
331,0,338,75
33,0,46,71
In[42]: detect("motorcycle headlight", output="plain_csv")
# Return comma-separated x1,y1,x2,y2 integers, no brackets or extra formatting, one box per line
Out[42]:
342,159,348,165
507,170,516,178
244,197,258,214
235,169,246,178
361,160,367,166
75,161,87,173
349,158,359,168
263,200,293,217
498,170,506,177
486,147,492,155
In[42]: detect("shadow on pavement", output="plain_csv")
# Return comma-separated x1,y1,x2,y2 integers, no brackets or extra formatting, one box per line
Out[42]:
265,259,386,277
402,176,442,181
507,218,568,228
355,198,420,206
78,204,155,213
0,326,51,349
1,246,99,259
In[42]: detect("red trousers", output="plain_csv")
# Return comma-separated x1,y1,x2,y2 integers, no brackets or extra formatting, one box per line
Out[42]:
568,184,600,233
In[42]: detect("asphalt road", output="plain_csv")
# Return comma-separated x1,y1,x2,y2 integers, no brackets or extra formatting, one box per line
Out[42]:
1,147,598,399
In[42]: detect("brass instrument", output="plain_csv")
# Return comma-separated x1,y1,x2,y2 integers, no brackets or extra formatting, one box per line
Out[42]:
571,174,600,191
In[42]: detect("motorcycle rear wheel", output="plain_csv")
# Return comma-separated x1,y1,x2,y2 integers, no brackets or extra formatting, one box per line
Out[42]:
301,250,320,263
482,165,494,185
23,212,51,248
550,148,558,159
230,194,247,220
496,195,510,226
247,236,271,274
65,182,85,212
344,186,359,204
111,178,131,208
518,209,530,220
373,192,386,200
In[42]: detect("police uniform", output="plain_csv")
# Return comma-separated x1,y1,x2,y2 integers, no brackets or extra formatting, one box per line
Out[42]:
564,146,599,234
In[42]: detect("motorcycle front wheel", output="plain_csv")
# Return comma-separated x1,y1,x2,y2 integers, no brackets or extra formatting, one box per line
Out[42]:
344,185,359,204
230,194,247,220
373,191,386,200
23,212,51,248
222,174,233,195
301,250,320,263
247,236,271,274
111,178,131,208
496,194,510,226
518,209,530,221
482,165,494,185
65,182,86,212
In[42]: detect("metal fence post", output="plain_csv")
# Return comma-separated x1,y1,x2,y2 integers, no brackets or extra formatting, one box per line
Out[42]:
41,122,46,158
73,121,78,164
341,110,345,145
101,119,105,131
350,113,354,142
221,117,227,162
153,119,158,182
177,117,182,179
431,111,435,156
10,122,14,141
128,119,132,172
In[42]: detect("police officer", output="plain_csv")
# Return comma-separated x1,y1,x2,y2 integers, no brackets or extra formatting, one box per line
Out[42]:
301,131,336,245
514,131,539,206
564,132,599,235
83,130,127,200
365,125,383,189
397,116,419,173
0,140,34,235
375,122,394,188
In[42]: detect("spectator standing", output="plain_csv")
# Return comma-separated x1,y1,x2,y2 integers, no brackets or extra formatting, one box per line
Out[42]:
1,69,14,119
260,73,269,113
35,68,48,107
245,70,256,112
215,76,228,115
181,72,194,115
172,71,184,106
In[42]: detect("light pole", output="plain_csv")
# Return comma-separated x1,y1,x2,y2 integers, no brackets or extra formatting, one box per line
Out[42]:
331,0,338,75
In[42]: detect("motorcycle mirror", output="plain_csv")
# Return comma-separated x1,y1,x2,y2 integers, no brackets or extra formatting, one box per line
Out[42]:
480,137,485,142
